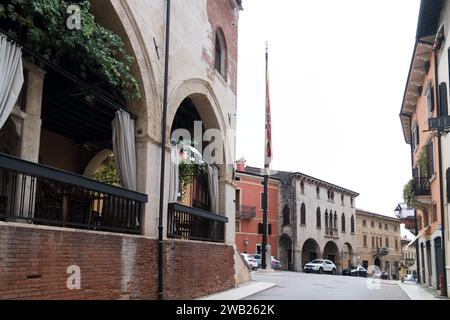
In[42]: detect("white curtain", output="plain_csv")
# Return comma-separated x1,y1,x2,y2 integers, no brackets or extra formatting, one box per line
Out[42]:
169,143,180,203
207,165,219,213
0,35,24,129
112,110,137,191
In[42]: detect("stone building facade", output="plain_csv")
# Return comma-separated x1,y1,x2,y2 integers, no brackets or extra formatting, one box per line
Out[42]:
0,0,245,299
275,170,359,273
355,209,402,279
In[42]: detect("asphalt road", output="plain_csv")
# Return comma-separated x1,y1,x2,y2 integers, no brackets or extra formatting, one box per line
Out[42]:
243,271,410,300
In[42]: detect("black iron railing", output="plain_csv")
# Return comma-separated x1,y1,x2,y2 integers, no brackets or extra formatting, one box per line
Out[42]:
167,202,227,243
236,205,256,220
0,153,147,234
412,177,431,196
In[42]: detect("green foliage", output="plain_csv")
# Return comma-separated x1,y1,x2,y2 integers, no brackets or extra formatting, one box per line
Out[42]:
0,0,140,100
403,179,415,209
417,146,428,178
91,157,120,186
178,161,207,200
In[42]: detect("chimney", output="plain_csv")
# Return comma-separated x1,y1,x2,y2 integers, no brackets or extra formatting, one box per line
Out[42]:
236,157,246,172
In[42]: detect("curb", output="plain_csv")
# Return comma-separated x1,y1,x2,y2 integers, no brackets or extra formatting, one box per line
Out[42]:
198,281,276,300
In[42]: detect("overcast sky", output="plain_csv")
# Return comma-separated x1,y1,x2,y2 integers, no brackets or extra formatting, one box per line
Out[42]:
236,0,421,217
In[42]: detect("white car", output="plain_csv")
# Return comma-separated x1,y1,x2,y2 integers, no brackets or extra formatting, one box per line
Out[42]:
241,253,258,270
304,259,337,274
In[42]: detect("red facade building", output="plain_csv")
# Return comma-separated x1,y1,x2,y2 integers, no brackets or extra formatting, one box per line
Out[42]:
235,159,279,257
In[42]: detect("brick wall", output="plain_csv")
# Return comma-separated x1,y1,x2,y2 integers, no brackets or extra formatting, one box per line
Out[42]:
0,223,234,300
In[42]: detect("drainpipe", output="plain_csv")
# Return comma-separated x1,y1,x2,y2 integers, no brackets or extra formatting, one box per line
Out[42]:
432,48,448,296
158,0,171,301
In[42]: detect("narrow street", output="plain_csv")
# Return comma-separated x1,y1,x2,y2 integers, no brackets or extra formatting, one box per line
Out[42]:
243,271,410,300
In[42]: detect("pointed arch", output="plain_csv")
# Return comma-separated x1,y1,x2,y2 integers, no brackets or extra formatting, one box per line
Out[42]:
316,207,321,228
351,215,355,233
300,203,306,226
341,213,346,232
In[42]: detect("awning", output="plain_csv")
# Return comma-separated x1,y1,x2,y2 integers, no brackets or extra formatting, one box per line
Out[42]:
406,226,430,248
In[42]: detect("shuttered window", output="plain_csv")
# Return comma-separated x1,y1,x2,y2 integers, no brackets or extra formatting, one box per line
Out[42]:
427,142,434,177
427,83,434,114
439,82,448,117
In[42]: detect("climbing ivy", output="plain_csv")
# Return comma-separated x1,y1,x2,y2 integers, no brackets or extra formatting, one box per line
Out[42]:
91,157,120,186
0,0,141,100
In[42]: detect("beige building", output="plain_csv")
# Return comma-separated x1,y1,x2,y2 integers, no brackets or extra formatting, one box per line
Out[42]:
355,209,402,279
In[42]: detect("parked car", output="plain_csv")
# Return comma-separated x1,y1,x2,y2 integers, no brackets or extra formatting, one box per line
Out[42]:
271,256,282,269
342,266,357,276
378,271,389,280
241,253,258,270
350,266,368,277
253,254,262,267
304,259,337,274
404,274,415,282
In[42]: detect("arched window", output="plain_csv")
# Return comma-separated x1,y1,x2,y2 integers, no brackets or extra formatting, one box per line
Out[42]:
300,180,305,194
316,207,321,228
316,186,320,198
334,212,338,229
329,212,333,230
215,29,227,77
325,210,328,229
341,194,344,205
283,205,290,225
341,213,346,232
300,203,306,225
351,215,355,233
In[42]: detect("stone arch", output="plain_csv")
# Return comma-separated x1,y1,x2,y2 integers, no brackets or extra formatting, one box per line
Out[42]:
167,79,231,170
279,233,293,271
90,0,160,139
323,241,341,269
301,238,320,269
342,242,355,270
83,149,114,177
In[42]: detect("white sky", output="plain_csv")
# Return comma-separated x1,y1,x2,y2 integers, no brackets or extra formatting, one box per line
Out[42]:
236,0,421,217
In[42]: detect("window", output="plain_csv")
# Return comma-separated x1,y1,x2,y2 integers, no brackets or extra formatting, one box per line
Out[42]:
235,220,240,233
341,213,346,232
427,142,434,177
371,220,374,228
300,203,306,226
363,235,367,247
395,239,398,251
316,207,321,228
372,236,375,248
316,186,320,198
426,82,434,115
258,223,272,235
378,222,382,229
283,205,290,225
385,223,388,230
385,238,389,247
325,210,328,230
350,215,355,233
341,194,344,205
268,224,272,235
432,203,437,222
394,225,397,231
439,82,448,117
300,181,305,194
418,214,423,230
350,197,354,207
362,219,366,227
412,123,419,151
214,29,227,77
423,209,429,227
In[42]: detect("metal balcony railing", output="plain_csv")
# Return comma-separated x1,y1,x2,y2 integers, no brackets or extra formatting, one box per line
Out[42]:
235,205,256,220
0,153,147,234
167,202,227,243
412,177,431,196
372,246,390,256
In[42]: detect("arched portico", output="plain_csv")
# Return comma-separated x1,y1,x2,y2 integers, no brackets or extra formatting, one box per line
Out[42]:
323,241,341,269
341,242,355,270
301,238,321,269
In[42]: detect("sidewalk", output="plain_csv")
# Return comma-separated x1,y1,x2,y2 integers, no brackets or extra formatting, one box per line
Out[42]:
397,281,448,300
198,281,276,300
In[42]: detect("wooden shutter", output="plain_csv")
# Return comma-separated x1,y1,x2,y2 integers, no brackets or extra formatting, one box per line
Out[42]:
427,142,434,177
268,224,272,235
258,223,263,234
446,168,450,202
439,82,448,117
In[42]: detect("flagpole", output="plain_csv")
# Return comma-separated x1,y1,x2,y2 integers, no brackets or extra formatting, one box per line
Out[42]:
262,41,270,270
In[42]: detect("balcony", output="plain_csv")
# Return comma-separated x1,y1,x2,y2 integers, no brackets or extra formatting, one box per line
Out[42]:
325,228,338,238
411,178,432,210
0,153,147,234
167,202,227,243
372,246,390,256
235,205,256,220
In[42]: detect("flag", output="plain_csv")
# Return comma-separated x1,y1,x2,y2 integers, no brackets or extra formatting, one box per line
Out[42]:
264,43,272,169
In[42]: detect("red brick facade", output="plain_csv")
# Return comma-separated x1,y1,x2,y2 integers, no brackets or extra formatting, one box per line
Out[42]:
0,223,234,300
